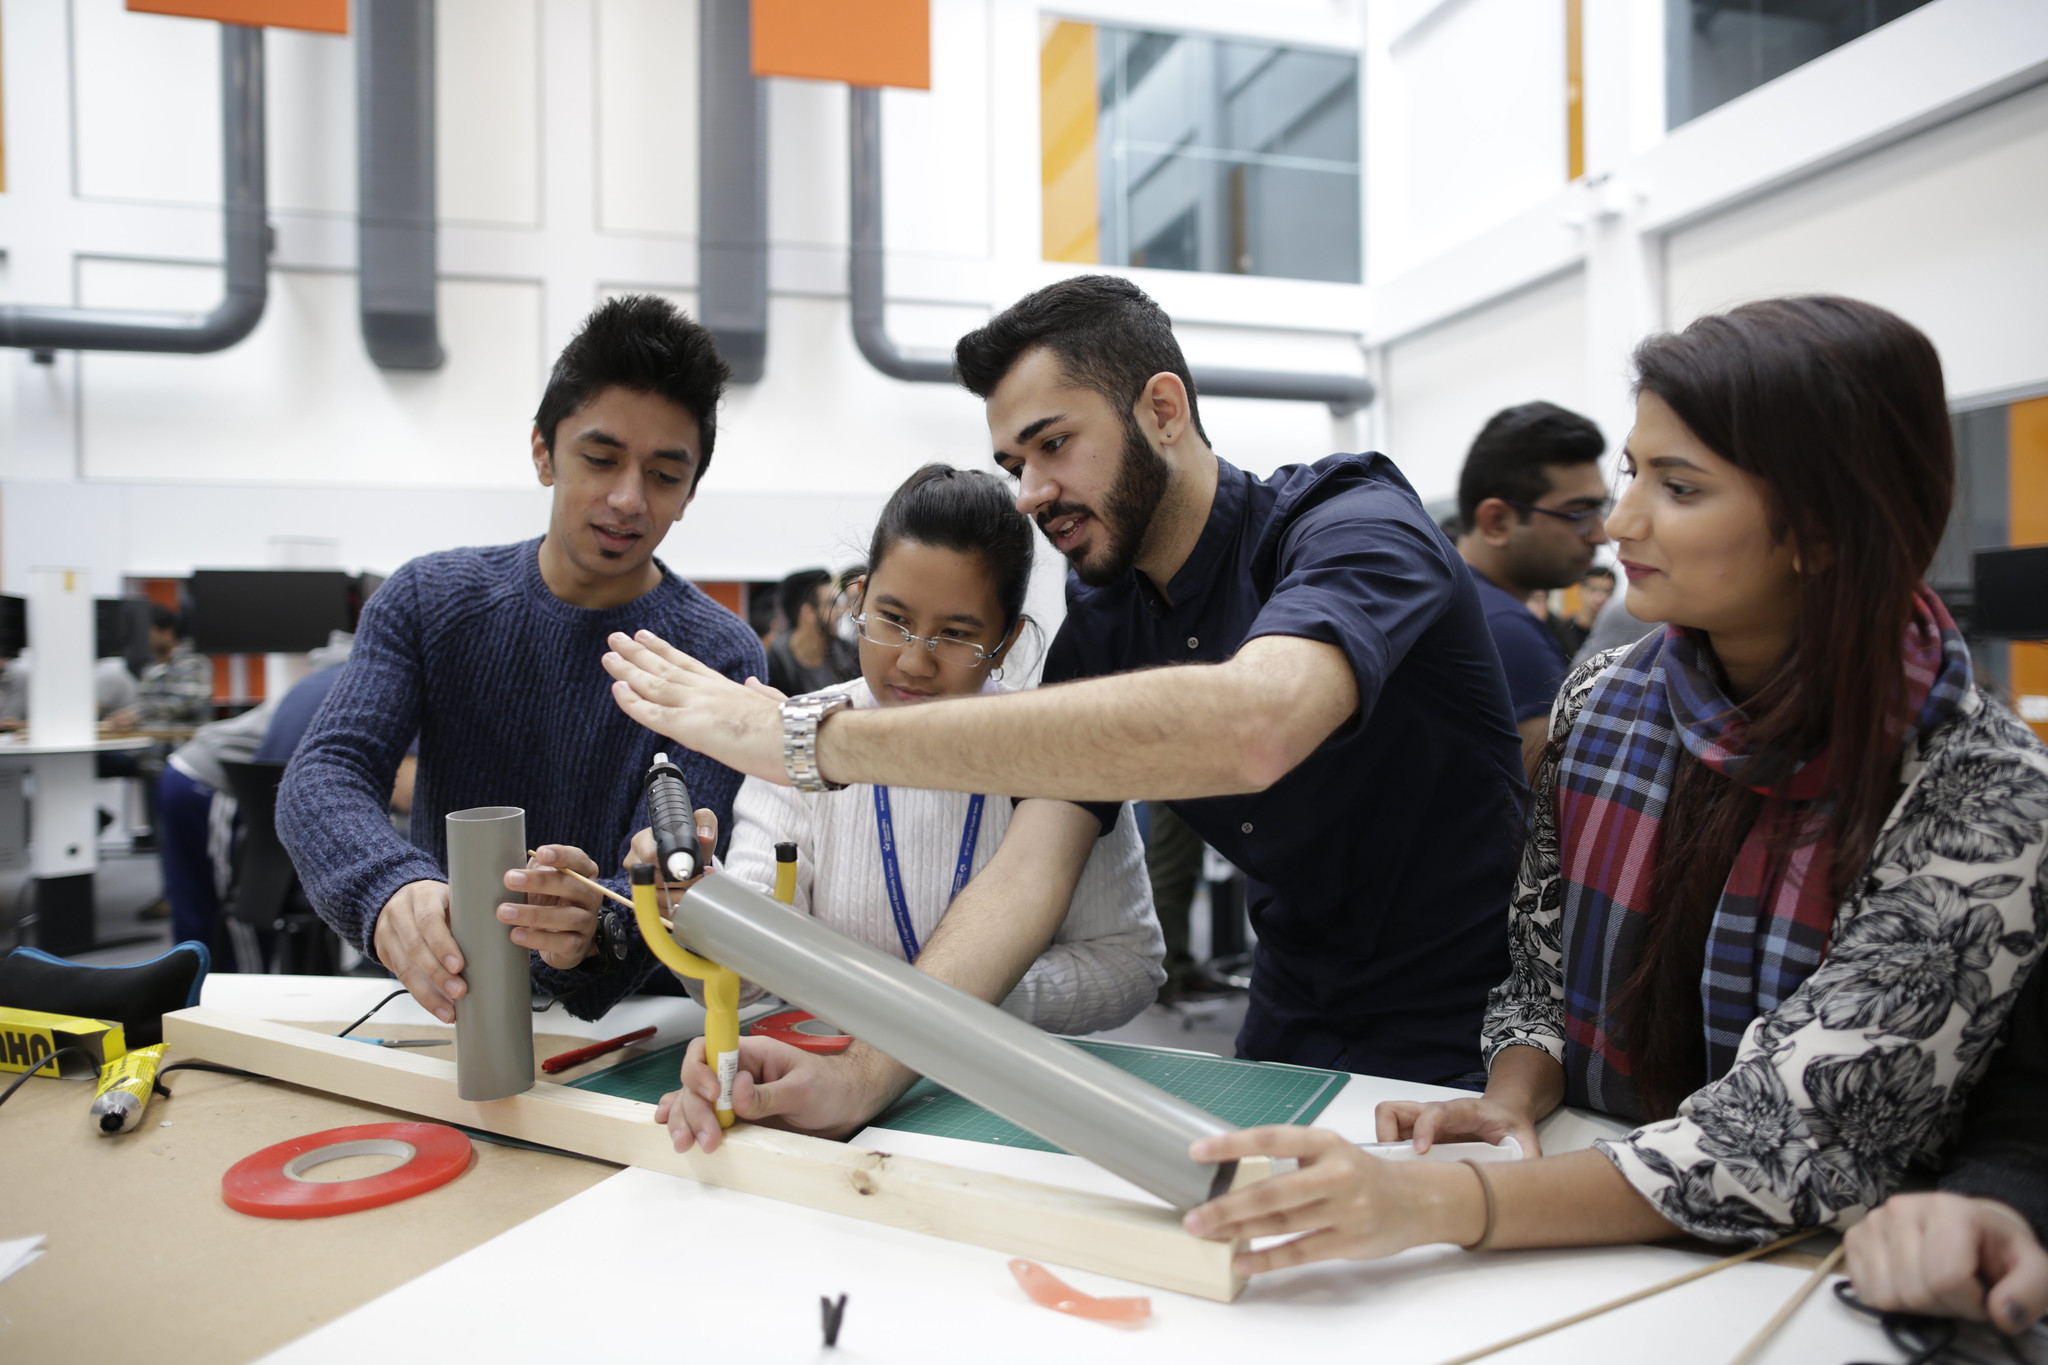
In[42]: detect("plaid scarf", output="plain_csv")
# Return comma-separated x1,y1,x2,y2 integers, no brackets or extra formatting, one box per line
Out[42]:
1554,586,1973,1119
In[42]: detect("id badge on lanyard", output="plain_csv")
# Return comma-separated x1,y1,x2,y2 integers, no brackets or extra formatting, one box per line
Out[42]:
874,786,985,961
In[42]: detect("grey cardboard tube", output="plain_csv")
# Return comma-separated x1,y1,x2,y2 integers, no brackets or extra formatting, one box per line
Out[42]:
675,871,1237,1210
446,806,534,1100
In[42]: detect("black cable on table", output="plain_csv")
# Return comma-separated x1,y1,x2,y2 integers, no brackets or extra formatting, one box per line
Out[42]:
336,988,409,1039
0,1046,101,1110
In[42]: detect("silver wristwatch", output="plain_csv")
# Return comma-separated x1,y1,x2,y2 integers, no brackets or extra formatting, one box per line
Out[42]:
780,692,852,791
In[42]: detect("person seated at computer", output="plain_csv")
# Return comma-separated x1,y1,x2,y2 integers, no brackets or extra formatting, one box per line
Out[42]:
278,296,762,1023
104,605,212,732
1177,297,2048,1274
644,466,1164,1150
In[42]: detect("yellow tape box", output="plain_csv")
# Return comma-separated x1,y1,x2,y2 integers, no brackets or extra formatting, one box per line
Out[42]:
0,1007,127,1078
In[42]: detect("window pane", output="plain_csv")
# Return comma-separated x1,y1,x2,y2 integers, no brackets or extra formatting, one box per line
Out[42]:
1666,0,1935,129
1040,22,1360,284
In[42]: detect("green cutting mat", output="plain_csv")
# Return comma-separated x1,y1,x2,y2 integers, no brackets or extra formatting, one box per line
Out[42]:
568,1038,1348,1154
565,1041,701,1104
868,1040,1348,1153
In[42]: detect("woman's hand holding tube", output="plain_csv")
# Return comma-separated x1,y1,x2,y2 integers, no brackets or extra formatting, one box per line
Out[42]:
604,631,791,784
1180,1127,1486,1275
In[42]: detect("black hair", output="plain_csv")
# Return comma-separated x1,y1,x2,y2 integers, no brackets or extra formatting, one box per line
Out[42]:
864,465,1035,635
1455,401,1606,531
148,604,180,634
532,294,731,486
1581,565,1617,585
778,569,833,630
954,275,1209,446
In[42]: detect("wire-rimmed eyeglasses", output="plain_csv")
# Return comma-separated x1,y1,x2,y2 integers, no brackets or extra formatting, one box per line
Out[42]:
1502,499,1612,534
853,614,998,669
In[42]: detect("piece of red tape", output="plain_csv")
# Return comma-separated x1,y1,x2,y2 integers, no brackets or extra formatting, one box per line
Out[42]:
746,1008,852,1054
222,1122,472,1220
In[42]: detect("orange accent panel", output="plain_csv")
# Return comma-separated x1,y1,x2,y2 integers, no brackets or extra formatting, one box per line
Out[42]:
1040,21,1099,265
1565,0,1584,181
2009,396,2048,547
126,0,347,33
138,578,183,612
751,0,928,90
2009,396,2048,740
211,655,231,701
695,581,745,616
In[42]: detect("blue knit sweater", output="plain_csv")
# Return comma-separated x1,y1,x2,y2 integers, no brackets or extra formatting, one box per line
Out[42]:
277,538,764,1019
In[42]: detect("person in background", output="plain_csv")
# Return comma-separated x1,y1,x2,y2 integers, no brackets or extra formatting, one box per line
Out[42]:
1144,800,1217,1001
1572,570,1658,668
1846,965,2048,1334
106,605,212,731
1455,402,1610,778
158,633,354,969
278,294,761,1025
765,567,858,697
0,653,138,729
1183,296,2048,1281
1551,565,1616,660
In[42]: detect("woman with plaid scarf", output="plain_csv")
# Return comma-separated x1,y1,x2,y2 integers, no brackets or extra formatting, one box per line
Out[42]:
1180,297,2048,1290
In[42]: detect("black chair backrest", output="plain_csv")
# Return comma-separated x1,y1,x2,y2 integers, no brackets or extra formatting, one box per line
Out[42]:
217,759,296,928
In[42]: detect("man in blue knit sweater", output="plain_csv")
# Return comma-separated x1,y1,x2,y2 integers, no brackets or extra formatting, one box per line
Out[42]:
278,296,763,1022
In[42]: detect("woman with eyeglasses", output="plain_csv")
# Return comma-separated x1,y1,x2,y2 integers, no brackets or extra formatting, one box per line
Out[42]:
1179,296,2048,1279
679,462,1164,1039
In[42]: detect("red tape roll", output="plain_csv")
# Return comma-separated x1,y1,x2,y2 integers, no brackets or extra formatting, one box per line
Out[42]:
222,1122,472,1220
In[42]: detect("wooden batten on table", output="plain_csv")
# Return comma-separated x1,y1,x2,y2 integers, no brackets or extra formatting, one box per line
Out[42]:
162,1007,1255,1302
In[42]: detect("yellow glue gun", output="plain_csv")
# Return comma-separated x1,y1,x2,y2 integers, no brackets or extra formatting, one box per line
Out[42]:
629,863,740,1128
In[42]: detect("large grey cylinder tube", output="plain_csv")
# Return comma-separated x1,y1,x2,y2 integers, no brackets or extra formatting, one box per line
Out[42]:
446,807,533,1100
675,872,1237,1210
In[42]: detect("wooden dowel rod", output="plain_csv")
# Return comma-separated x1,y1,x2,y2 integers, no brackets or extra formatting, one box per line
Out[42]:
1726,1241,1845,1365
525,851,674,932
1431,1230,1818,1365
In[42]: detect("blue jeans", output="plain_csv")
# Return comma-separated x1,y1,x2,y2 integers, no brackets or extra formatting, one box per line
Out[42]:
157,765,242,971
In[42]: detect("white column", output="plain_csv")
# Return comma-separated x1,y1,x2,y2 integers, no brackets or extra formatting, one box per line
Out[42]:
28,567,94,746
27,567,99,882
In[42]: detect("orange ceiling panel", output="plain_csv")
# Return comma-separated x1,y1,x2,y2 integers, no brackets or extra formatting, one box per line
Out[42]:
126,1,348,35
752,0,929,90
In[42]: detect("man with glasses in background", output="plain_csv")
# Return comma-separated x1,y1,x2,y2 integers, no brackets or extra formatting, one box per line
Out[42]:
1453,402,1610,778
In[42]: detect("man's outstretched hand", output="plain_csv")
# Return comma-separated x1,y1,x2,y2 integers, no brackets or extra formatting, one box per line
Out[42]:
652,1035,909,1153
604,631,791,785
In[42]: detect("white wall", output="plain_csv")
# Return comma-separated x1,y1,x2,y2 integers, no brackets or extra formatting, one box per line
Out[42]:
1666,77,2048,406
5,0,2047,605
1379,269,1590,505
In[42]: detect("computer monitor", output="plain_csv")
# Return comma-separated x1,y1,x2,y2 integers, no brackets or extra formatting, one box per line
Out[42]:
0,596,23,658
1973,546,2048,639
189,570,357,654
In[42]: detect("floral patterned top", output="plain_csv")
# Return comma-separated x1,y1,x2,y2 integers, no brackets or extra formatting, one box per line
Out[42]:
1484,652,2048,1243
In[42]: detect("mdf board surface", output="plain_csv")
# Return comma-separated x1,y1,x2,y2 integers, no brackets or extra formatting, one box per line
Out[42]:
0,1022,616,1365
162,1006,1248,1301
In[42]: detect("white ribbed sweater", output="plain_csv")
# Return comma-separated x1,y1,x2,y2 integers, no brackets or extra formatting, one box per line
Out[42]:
723,679,1165,1034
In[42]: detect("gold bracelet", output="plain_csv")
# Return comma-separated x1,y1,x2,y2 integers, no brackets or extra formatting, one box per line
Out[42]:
1460,1159,1497,1251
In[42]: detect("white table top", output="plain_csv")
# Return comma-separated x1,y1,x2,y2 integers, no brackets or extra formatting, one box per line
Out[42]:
0,735,153,756
204,977,1905,1365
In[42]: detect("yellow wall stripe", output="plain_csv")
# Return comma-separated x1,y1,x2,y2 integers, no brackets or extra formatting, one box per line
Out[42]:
1040,20,1099,265
1566,0,1584,181
2008,396,2048,740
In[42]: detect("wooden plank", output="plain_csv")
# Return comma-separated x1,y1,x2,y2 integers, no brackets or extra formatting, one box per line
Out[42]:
164,1007,1249,1302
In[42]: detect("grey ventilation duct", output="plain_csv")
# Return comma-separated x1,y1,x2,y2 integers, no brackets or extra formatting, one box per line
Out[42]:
699,0,768,383
848,88,1376,417
849,88,951,383
357,0,444,370
0,25,267,355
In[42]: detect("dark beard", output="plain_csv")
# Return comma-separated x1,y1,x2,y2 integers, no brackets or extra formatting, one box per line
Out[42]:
1064,419,1171,587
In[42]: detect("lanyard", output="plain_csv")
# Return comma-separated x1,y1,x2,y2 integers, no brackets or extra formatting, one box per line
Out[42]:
873,786,985,962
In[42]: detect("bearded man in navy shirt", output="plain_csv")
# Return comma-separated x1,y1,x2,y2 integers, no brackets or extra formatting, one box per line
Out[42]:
603,277,1524,1144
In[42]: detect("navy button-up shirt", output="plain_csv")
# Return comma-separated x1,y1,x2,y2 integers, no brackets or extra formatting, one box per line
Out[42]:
1043,455,1524,1083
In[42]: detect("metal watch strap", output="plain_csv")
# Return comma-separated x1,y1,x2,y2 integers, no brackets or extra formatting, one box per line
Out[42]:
781,692,851,792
